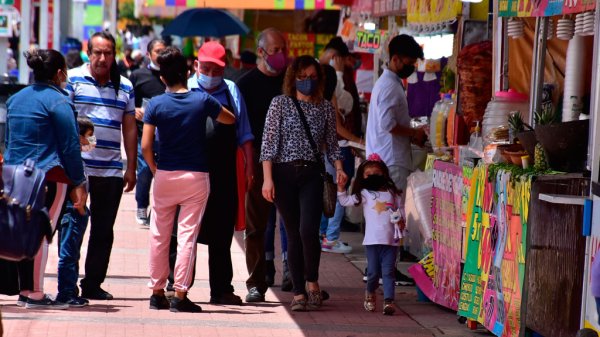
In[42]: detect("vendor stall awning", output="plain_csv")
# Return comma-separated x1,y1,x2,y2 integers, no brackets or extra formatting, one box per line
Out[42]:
136,0,338,17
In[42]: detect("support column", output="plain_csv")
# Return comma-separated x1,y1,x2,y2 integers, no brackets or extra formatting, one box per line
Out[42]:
18,0,31,84
529,17,549,127
39,0,48,49
53,0,60,51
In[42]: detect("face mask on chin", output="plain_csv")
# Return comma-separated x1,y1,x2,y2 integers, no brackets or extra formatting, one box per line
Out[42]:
149,61,160,71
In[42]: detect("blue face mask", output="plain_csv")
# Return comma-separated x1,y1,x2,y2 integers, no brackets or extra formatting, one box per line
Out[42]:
198,73,223,90
296,79,318,96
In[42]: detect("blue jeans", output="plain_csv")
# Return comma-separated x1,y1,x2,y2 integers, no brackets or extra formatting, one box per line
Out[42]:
57,201,89,297
265,206,288,261
320,147,355,242
136,139,154,209
365,245,398,301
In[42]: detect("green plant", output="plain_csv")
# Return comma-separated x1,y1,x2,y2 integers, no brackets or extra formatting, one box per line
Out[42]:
508,111,533,133
534,108,556,126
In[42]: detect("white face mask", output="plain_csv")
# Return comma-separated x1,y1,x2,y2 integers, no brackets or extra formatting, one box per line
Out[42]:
81,144,95,152
60,70,68,89
149,61,160,71
81,135,96,152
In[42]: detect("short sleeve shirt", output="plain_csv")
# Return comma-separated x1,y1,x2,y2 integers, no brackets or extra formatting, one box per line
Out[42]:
143,91,221,172
66,64,136,178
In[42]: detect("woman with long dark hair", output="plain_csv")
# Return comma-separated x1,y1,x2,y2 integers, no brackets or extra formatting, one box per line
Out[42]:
260,55,347,311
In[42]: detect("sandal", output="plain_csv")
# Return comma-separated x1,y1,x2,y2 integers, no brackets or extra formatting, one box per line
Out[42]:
291,296,307,312
364,293,376,312
307,290,323,310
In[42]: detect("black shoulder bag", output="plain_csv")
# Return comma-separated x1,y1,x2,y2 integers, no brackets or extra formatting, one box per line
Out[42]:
290,97,337,218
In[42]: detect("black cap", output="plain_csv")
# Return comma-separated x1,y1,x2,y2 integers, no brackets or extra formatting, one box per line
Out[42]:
325,36,351,57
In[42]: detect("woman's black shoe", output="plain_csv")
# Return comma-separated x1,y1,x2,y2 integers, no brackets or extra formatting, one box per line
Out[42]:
170,296,202,313
149,294,170,310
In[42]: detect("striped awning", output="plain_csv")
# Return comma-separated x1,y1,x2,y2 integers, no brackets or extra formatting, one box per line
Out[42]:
136,0,338,17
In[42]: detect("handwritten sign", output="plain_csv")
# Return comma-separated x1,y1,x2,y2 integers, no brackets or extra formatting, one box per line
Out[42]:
430,160,463,311
354,29,388,54
286,33,316,59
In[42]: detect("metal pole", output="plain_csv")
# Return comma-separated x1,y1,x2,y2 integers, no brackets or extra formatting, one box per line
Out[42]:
53,0,60,51
0,38,8,78
529,17,549,127
501,17,509,91
39,0,48,49
18,0,31,84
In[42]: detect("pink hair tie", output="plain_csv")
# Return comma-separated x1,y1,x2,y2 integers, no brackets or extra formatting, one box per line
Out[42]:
367,153,383,162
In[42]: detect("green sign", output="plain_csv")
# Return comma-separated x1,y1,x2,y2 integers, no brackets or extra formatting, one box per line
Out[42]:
0,0,15,5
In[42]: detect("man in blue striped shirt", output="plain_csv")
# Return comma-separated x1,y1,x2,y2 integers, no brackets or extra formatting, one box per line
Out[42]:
66,31,138,301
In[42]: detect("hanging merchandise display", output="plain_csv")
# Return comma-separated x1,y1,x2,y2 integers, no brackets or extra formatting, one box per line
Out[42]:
406,0,462,34
556,16,575,40
507,18,525,38
562,35,593,121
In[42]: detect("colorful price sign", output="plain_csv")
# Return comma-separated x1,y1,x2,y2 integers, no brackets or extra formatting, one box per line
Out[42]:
354,29,388,54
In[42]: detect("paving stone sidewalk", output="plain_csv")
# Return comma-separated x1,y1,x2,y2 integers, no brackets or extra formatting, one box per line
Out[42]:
0,191,490,337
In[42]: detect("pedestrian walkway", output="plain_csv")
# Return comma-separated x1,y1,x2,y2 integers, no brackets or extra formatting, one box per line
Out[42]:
0,191,490,337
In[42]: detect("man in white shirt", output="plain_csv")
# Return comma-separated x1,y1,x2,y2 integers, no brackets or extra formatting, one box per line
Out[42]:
366,34,426,194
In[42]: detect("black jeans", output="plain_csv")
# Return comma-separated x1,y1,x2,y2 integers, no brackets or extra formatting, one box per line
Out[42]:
80,176,123,291
272,162,323,296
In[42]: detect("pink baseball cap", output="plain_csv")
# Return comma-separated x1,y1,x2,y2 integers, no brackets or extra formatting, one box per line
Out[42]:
197,41,226,67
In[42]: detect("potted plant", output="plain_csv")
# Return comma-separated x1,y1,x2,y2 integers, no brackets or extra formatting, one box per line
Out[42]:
510,111,536,158
534,108,589,172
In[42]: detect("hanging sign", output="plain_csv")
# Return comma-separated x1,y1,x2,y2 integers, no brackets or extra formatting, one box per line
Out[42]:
286,33,316,59
499,0,595,16
372,0,404,17
0,12,11,37
354,29,388,54
407,0,462,24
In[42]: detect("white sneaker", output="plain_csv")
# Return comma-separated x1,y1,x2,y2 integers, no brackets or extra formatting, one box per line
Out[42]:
136,208,149,225
322,240,352,254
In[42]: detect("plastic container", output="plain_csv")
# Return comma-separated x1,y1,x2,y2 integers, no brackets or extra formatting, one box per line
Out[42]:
469,121,483,151
482,90,529,146
429,96,444,149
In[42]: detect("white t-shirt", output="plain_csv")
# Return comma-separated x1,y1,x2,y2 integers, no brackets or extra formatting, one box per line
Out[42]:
366,68,412,169
338,189,404,246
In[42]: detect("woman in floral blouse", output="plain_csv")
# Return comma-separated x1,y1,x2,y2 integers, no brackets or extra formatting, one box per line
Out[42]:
260,55,347,311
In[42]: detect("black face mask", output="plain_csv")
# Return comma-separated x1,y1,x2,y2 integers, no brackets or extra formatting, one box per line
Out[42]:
397,64,415,79
363,175,387,191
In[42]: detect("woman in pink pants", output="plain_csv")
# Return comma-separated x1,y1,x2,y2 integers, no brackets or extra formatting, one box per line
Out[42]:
141,46,235,313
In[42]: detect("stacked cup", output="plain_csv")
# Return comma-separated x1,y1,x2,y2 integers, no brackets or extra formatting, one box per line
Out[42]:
557,17,575,40
575,12,585,35
582,11,596,36
507,18,524,39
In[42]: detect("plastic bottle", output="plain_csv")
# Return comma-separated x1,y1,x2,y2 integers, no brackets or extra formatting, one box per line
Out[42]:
434,94,452,148
429,95,444,149
469,121,483,152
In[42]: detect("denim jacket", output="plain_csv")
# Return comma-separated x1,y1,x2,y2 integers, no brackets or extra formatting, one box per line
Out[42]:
5,83,85,186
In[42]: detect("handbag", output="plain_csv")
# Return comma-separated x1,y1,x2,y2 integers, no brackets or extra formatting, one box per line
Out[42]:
0,159,52,261
290,97,337,218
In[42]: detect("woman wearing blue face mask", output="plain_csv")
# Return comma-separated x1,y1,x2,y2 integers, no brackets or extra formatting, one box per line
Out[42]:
260,55,347,311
